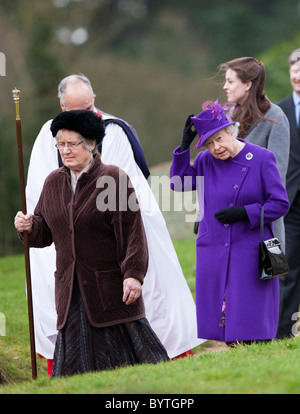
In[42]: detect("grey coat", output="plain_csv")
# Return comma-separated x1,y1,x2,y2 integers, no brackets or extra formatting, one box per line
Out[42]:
244,103,290,251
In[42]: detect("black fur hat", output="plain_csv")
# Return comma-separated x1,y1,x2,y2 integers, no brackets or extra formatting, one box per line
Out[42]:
50,110,105,145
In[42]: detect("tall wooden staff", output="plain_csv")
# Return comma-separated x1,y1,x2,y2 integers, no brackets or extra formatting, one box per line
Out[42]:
12,88,37,380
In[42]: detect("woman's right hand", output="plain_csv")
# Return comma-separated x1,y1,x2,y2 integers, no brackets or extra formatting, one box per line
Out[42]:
14,211,33,233
179,114,197,152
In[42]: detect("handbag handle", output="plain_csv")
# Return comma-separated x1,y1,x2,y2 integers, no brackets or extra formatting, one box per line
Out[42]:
260,205,275,242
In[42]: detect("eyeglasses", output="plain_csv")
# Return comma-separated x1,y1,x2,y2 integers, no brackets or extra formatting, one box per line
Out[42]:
55,141,84,150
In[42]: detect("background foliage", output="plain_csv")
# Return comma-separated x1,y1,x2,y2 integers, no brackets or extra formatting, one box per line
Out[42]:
0,0,300,255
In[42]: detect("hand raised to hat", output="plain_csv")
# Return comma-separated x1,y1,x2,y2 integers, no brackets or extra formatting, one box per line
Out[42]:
215,206,248,224
179,114,197,153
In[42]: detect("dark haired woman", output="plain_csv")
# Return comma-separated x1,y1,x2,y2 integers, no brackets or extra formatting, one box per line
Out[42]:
219,57,290,251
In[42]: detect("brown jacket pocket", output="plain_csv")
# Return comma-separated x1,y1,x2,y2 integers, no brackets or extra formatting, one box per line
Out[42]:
96,269,126,311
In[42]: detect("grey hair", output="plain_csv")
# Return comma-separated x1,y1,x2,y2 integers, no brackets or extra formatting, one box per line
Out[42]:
289,48,300,66
225,122,239,138
58,74,96,106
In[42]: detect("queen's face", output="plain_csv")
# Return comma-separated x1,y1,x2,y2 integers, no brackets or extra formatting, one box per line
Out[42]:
204,129,239,160
223,69,251,105
56,129,94,173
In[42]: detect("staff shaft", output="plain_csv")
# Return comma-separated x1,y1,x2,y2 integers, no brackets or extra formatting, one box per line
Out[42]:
16,120,27,213
13,89,37,380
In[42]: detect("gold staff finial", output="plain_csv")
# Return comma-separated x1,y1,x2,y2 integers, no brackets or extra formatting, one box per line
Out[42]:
12,87,21,119
12,87,20,101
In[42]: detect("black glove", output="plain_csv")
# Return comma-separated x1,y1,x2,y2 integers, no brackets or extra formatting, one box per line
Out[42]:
214,206,248,224
179,114,197,152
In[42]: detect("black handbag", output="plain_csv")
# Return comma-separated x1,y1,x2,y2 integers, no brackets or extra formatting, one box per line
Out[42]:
259,206,289,280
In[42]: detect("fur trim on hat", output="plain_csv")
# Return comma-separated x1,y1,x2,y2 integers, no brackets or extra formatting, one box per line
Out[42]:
50,110,105,145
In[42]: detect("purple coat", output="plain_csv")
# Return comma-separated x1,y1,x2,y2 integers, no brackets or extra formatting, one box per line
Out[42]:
170,140,289,342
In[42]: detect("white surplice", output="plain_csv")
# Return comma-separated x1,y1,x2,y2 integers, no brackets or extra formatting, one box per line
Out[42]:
26,112,204,360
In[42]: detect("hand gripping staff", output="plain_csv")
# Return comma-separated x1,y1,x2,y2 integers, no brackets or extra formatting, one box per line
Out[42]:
12,88,37,380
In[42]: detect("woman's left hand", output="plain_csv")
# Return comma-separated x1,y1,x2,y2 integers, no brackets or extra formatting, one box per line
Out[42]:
123,278,142,305
215,206,248,223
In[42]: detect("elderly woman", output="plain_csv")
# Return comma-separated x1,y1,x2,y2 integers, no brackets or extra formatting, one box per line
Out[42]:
15,110,168,377
170,101,289,344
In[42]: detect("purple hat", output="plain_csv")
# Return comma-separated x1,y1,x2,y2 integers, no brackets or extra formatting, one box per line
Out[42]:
191,100,236,149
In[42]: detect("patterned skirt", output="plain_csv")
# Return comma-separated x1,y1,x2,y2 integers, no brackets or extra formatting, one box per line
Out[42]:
51,277,169,378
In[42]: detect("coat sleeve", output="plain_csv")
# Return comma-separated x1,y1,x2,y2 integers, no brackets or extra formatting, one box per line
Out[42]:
170,146,200,191
18,212,53,249
265,106,290,186
21,178,54,248
26,120,58,214
244,150,290,228
109,170,149,284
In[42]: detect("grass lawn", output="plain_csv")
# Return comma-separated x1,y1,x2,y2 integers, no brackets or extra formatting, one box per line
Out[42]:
0,242,299,394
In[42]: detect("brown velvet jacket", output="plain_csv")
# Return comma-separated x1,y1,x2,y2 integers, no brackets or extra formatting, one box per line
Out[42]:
25,155,148,330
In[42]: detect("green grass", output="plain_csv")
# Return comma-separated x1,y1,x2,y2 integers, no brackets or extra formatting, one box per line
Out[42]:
173,238,196,290
0,243,300,394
